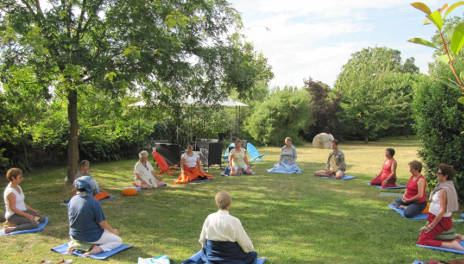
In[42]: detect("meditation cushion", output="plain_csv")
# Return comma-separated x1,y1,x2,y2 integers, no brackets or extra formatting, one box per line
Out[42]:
421,203,429,214
122,188,138,196
420,226,457,241
94,191,111,201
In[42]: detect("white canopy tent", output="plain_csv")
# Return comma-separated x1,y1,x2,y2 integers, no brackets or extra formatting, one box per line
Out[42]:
128,96,248,107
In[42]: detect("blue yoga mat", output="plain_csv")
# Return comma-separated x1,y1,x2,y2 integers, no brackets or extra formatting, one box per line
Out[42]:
0,217,49,236
51,243,132,260
100,195,116,202
416,240,464,254
189,178,212,184
413,261,425,264
321,175,355,181
388,204,427,220
366,182,406,189
267,163,303,174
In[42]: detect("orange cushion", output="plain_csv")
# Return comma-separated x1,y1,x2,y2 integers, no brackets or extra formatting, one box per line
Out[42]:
122,188,138,196
94,191,111,200
421,203,430,214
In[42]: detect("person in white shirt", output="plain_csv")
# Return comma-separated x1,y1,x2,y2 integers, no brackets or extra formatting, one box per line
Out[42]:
134,150,165,189
174,144,212,184
3,168,46,233
183,191,259,264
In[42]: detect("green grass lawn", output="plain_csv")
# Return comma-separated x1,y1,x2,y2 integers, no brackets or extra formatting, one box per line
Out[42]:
1,138,463,263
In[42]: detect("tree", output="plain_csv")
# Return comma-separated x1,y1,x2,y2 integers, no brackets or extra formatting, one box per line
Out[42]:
304,77,341,139
0,0,270,183
245,88,312,146
334,47,418,141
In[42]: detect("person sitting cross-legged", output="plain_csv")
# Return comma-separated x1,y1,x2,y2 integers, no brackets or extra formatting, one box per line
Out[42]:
174,144,213,184
222,139,254,176
67,177,122,256
369,148,398,188
3,168,46,234
417,163,464,251
314,139,346,179
134,150,166,188
391,160,427,218
182,191,259,264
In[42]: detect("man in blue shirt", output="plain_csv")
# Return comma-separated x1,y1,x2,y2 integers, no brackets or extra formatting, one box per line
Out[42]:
67,177,122,256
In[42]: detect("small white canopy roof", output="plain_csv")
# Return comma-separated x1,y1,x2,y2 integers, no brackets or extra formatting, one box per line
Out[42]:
128,96,248,107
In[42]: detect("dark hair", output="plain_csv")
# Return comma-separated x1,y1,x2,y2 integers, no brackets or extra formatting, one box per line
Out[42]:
79,160,90,169
408,160,422,172
332,139,339,145
438,163,455,180
6,168,23,182
386,148,395,157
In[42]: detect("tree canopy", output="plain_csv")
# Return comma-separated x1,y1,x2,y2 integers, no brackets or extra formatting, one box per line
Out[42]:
334,47,419,141
0,0,272,181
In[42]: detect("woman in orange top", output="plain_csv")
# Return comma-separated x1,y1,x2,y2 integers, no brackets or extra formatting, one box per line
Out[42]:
370,148,397,188
174,144,212,184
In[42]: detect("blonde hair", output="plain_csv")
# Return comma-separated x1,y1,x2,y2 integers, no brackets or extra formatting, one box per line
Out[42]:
215,191,232,210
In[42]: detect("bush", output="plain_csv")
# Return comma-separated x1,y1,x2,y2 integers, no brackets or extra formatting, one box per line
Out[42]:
412,60,464,200
245,89,312,146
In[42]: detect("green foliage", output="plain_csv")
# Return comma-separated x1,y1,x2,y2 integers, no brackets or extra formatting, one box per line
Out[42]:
0,0,272,177
412,59,464,200
245,89,312,145
410,2,464,90
335,47,418,141
304,78,341,139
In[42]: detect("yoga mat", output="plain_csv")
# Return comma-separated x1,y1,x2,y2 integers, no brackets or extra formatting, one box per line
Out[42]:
412,261,425,264
320,175,355,181
51,243,132,260
138,255,170,264
189,178,212,184
366,182,406,189
388,204,427,220
378,192,403,198
0,217,49,236
416,240,464,254
99,195,116,202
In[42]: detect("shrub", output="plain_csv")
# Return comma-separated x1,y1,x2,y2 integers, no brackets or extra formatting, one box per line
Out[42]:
245,89,312,146
412,59,464,200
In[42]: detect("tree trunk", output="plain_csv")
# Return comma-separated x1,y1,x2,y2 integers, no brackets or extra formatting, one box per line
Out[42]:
18,126,30,171
66,89,79,184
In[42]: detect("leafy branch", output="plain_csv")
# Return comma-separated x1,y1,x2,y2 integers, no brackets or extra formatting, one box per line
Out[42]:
409,2,464,92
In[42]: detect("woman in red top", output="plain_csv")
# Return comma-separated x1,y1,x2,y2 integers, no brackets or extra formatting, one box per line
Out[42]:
370,148,397,188
392,160,426,218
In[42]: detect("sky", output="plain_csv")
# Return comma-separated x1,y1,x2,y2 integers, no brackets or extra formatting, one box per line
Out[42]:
229,0,459,88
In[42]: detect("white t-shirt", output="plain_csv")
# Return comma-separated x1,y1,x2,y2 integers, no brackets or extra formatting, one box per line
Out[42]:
429,189,452,217
199,210,254,253
182,152,199,168
3,183,27,219
134,161,158,187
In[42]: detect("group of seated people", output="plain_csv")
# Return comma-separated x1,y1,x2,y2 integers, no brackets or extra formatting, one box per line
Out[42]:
3,139,464,259
365,150,464,251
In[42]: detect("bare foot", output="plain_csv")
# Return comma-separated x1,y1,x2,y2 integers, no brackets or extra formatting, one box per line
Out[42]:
443,239,464,251
83,245,103,257
457,234,464,240
4,227,15,234
399,205,407,210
